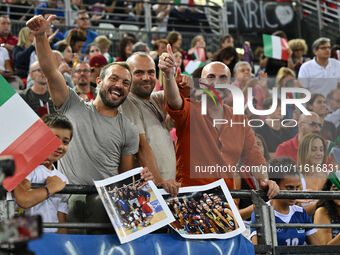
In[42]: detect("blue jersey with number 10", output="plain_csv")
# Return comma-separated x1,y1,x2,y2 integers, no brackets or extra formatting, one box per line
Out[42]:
251,202,317,246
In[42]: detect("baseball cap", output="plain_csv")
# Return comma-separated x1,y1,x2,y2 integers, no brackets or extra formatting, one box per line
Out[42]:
89,54,108,69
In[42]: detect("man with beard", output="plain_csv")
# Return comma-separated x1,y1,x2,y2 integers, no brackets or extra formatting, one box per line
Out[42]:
72,62,97,101
20,61,55,117
159,45,279,199
121,52,180,196
27,15,153,231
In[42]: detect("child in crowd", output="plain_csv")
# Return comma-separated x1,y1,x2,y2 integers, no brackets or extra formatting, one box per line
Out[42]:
251,157,320,247
14,113,73,234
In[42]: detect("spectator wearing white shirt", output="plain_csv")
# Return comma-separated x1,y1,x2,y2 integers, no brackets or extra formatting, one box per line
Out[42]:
298,37,340,97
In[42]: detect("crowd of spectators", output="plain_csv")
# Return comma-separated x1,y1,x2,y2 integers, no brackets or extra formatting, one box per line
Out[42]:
1,0,340,250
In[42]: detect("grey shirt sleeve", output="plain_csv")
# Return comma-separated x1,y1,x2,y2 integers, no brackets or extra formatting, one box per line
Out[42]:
121,116,139,155
55,87,84,113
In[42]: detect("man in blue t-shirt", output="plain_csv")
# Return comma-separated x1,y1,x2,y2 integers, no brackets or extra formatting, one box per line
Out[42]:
63,10,98,54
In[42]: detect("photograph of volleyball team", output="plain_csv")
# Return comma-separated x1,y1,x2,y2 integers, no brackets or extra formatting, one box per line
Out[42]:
162,182,242,237
94,168,174,243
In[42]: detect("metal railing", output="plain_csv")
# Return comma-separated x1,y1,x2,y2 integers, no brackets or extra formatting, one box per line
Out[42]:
298,0,340,44
2,184,340,253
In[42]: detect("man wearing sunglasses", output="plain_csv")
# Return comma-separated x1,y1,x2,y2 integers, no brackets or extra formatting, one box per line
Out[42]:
276,112,322,162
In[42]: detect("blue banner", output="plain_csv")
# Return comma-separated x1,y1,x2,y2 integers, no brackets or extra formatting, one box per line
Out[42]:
29,233,254,255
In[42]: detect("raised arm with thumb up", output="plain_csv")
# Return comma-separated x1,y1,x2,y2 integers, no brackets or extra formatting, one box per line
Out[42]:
159,44,183,110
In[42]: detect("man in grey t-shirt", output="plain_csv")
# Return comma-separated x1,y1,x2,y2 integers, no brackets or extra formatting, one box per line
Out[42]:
27,15,153,230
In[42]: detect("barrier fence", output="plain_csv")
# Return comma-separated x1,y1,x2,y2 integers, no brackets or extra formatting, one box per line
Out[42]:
1,184,340,254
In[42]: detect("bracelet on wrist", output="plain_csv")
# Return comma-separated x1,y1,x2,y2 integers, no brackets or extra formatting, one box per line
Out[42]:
44,186,50,199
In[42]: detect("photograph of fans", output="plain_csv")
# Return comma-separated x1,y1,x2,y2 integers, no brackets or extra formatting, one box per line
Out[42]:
95,169,173,243
163,186,238,235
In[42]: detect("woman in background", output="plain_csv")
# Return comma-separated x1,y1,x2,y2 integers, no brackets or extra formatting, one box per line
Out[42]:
55,43,73,68
13,27,35,78
116,36,135,62
297,133,328,215
56,28,86,55
288,39,310,76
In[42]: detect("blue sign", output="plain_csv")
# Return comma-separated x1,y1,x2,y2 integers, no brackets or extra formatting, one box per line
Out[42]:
29,233,255,255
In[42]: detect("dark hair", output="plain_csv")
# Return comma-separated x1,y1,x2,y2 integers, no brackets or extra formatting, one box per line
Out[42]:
85,42,101,55
267,157,298,185
55,42,69,53
306,93,324,111
167,31,181,46
66,29,87,53
321,120,336,141
220,34,233,47
42,113,73,140
118,36,134,61
255,133,270,162
191,65,205,79
272,30,287,39
212,46,239,75
153,39,168,51
316,179,340,224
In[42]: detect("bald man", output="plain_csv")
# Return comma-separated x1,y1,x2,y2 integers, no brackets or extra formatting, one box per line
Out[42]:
121,52,180,196
276,112,322,162
20,61,55,117
159,46,279,199
26,50,74,89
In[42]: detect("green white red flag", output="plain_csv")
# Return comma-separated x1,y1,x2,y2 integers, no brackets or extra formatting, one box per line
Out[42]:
0,75,61,191
263,34,289,61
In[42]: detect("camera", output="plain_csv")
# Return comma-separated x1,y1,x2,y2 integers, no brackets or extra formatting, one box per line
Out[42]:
0,215,42,245
0,157,15,184
0,157,42,253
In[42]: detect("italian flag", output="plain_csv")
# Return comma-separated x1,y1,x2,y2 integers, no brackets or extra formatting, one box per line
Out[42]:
263,34,289,61
174,0,194,4
329,171,340,190
183,59,205,74
0,75,61,191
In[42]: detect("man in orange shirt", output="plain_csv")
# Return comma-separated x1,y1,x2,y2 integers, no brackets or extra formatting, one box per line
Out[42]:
159,45,279,199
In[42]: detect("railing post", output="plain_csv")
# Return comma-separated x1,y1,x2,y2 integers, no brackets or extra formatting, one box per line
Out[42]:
252,190,277,255
64,0,72,27
316,0,323,37
294,0,302,39
220,0,229,36
144,1,152,44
